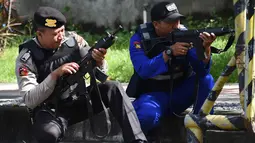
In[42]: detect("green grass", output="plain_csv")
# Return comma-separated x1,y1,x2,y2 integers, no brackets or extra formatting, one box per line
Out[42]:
0,33,239,83
0,36,27,83
210,38,238,83
106,48,133,82
0,46,19,83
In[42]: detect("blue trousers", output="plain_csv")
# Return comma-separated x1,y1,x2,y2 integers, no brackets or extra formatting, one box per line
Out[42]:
132,74,214,134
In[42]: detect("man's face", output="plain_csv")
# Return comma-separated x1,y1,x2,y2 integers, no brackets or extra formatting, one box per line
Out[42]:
37,25,65,49
153,20,180,37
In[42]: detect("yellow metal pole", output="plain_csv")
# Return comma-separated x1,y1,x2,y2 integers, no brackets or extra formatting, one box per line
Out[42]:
185,113,247,143
245,0,255,133
184,1,248,142
198,0,247,116
199,57,236,115
234,0,247,111
185,55,238,142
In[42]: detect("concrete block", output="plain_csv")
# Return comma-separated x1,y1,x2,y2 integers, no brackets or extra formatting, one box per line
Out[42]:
205,130,255,143
0,97,34,143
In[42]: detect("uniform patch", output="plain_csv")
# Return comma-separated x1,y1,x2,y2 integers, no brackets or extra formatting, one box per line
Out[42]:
19,66,29,76
45,18,57,27
134,41,141,49
20,50,31,63
166,3,177,12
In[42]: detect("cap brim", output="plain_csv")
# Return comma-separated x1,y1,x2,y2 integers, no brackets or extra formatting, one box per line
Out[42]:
163,13,185,22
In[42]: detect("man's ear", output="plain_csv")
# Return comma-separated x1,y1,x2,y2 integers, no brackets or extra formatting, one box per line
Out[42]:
152,21,159,29
36,31,42,37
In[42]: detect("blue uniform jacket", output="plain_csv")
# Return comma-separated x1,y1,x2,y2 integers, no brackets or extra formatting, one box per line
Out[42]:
129,32,212,80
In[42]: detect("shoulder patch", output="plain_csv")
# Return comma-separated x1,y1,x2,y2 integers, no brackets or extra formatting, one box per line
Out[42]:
20,50,31,63
133,41,141,49
18,65,29,76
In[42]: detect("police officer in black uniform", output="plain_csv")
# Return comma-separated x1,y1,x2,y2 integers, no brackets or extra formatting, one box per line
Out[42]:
15,6,147,143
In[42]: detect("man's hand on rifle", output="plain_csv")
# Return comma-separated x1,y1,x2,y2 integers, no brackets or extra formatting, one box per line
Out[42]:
170,42,191,56
92,48,107,67
51,62,80,80
199,32,216,63
200,32,216,49
163,42,191,62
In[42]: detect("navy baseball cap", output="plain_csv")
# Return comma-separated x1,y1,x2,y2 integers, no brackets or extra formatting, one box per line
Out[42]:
151,2,185,22
34,6,66,29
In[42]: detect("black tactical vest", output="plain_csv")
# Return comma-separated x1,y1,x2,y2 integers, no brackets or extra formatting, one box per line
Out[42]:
19,37,81,83
19,37,84,103
126,23,193,98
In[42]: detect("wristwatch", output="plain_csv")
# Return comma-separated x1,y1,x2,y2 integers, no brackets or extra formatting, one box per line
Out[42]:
165,46,172,58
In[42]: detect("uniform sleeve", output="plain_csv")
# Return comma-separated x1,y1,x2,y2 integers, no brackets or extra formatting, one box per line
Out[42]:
187,48,212,76
67,31,108,73
15,49,57,109
129,33,168,79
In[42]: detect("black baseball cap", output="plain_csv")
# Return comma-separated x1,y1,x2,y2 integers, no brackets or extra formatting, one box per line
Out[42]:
151,2,185,22
34,6,66,29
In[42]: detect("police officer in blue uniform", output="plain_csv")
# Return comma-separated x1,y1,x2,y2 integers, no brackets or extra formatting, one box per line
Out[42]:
15,6,147,143
126,1,216,134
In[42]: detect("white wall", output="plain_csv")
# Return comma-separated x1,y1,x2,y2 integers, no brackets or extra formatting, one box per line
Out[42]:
15,0,234,28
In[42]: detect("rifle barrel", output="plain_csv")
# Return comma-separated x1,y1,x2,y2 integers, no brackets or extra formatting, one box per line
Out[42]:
172,27,235,38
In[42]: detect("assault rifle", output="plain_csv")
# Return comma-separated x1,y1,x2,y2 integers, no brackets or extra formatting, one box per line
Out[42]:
51,25,123,139
143,27,235,60
54,25,123,99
